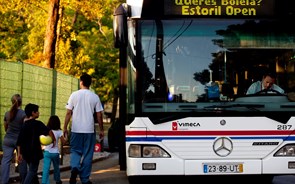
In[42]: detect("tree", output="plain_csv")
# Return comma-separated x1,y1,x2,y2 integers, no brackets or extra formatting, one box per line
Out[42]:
43,0,60,68
0,0,124,105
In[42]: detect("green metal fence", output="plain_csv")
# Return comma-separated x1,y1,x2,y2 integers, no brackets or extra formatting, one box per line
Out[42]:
0,60,79,150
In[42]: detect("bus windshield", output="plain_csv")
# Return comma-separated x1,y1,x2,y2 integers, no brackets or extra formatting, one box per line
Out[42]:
138,19,295,113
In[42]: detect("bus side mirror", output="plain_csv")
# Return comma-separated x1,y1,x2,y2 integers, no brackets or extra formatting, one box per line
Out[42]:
113,3,130,48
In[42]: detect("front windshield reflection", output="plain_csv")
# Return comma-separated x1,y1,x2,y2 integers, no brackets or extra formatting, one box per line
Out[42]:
139,19,295,106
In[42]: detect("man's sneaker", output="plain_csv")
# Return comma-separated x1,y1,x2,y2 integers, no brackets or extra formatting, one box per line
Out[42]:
69,168,79,184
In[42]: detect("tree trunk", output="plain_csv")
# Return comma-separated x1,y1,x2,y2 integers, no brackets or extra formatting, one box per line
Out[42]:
55,6,63,61
43,0,60,68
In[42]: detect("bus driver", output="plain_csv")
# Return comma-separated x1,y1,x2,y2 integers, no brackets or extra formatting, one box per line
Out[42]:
246,70,284,95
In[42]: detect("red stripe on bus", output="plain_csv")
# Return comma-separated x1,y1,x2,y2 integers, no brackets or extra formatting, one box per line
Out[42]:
126,130,295,136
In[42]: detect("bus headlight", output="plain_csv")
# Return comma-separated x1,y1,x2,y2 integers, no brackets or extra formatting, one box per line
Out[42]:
128,144,171,158
274,144,295,156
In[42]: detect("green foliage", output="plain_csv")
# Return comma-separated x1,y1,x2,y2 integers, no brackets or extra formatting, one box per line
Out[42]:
0,11,29,60
0,0,124,103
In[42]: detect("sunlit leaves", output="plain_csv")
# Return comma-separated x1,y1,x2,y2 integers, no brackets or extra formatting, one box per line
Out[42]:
0,0,124,103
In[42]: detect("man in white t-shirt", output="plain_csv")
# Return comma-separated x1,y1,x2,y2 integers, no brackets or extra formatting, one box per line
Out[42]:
63,73,104,184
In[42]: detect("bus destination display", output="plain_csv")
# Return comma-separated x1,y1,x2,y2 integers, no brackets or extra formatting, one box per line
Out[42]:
164,0,275,17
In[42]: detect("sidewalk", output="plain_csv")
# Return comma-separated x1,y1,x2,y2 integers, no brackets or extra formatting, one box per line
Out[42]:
8,151,111,182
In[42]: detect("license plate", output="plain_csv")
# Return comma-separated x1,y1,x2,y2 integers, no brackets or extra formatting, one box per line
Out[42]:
203,163,243,173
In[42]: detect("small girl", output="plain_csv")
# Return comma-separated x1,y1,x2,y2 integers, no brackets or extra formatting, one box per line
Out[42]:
42,115,67,184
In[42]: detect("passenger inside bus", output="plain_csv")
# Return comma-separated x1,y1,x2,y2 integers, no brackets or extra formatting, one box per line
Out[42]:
246,70,285,95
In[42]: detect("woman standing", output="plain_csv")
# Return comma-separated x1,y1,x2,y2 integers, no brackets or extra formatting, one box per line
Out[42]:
1,94,27,184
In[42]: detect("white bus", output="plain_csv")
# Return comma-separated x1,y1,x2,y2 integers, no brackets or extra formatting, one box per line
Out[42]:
113,0,295,183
